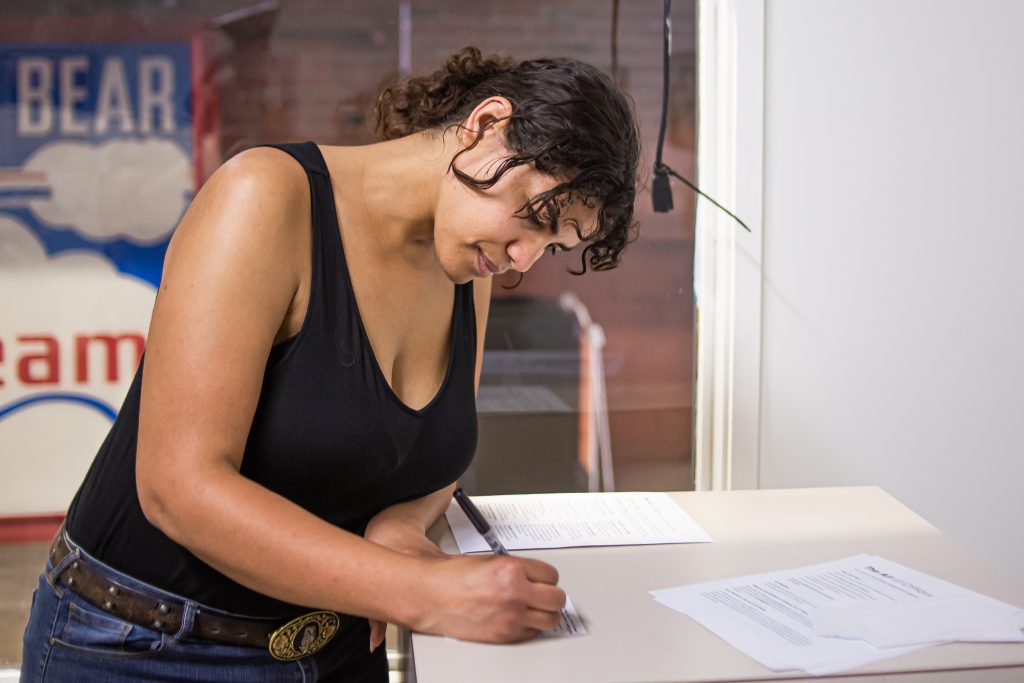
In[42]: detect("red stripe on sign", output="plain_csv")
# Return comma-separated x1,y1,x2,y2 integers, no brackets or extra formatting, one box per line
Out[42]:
0,513,65,544
0,170,48,182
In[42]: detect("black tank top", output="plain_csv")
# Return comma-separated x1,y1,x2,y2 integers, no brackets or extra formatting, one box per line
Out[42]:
65,142,478,618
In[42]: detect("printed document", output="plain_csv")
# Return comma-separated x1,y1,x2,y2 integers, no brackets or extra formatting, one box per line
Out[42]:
543,596,587,637
444,492,713,553
650,555,1024,676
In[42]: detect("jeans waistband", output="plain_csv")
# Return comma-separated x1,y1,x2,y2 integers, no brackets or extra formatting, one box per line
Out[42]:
46,523,347,656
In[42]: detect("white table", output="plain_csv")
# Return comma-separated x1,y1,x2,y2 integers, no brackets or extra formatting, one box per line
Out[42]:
409,486,1024,682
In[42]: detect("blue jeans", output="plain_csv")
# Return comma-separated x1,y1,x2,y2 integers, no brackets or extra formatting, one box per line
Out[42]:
20,535,387,682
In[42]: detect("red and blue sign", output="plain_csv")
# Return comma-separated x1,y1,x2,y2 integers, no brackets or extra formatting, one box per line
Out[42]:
0,41,202,516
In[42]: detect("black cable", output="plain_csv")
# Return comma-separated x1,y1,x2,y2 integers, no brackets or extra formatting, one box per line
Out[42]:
650,0,750,233
654,0,671,171
666,167,750,233
651,0,673,212
611,0,620,84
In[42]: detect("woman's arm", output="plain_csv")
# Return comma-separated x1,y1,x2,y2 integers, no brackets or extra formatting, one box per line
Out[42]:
364,484,452,649
135,148,564,642
364,484,455,554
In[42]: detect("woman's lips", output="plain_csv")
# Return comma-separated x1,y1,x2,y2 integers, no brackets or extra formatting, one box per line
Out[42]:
477,249,500,277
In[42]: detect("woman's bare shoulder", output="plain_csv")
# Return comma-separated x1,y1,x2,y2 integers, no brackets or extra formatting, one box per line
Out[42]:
166,147,311,259
208,146,310,209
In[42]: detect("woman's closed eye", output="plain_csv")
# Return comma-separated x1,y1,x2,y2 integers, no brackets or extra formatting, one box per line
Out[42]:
519,214,562,255
519,209,576,256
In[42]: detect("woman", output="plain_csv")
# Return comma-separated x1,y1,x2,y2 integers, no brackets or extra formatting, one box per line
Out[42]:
21,46,640,681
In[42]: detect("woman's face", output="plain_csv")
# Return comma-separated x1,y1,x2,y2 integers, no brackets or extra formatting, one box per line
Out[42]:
433,124,597,285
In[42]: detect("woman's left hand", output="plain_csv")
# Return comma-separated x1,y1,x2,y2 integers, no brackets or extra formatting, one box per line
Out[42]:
363,515,446,652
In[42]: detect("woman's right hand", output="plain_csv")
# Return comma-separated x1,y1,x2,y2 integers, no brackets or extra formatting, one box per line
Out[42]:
414,554,566,643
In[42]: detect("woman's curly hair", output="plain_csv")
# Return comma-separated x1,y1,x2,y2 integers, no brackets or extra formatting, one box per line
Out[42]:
374,47,640,274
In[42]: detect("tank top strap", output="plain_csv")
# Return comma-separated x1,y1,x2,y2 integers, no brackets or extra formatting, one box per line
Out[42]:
260,141,329,177
256,142,350,357
455,279,477,362
457,280,474,323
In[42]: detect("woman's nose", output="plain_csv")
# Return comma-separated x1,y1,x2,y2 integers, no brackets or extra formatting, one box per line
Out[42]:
505,229,552,272
507,235,547,273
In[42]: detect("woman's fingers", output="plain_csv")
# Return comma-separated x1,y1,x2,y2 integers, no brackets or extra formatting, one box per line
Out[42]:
524,606,563,633
407,553,567,642
522,581,567,633
527,581,567,613
415,554,571,643
494,557,564,612
519,557,560,585
369,618,386,652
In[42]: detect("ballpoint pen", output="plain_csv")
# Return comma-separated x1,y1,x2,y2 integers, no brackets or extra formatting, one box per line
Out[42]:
453,487,509,556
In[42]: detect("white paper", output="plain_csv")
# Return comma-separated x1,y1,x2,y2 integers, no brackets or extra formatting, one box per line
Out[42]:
650,554,1024,676
812,596,1024,648
542,596,587,637
445,492,713,553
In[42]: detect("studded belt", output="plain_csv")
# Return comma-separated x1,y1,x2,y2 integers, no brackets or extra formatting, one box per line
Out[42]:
49,527,346,660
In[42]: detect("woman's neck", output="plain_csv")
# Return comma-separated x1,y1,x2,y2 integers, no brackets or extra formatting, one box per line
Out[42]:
323,131,454,258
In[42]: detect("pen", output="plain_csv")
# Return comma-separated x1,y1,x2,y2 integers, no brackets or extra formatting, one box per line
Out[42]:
453,488,509,556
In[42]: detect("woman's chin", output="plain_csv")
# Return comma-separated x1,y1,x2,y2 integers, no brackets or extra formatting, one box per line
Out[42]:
439,260,474,285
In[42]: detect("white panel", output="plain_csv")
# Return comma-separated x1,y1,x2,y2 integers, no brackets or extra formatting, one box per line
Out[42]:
758,0,1024,584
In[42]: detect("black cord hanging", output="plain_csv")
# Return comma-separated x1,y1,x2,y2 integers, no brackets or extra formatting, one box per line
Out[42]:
651,0,750,233
611,0,621,84
651,0,673,212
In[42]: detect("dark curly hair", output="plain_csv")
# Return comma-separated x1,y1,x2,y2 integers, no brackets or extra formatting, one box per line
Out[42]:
374,47,640,274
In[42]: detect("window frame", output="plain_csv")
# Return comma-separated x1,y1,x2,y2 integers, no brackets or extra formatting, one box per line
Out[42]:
693,0,765,491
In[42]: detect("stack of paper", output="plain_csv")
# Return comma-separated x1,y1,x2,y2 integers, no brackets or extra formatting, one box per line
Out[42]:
650,555,1024,676
812,594,1024,649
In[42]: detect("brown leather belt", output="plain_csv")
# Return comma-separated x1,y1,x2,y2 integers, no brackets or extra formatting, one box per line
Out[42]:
49,528,346,660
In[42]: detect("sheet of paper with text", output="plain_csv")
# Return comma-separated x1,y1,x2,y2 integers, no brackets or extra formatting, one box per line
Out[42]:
445,492,712,553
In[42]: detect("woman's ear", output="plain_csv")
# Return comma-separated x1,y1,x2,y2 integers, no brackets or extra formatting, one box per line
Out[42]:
458,96,513,147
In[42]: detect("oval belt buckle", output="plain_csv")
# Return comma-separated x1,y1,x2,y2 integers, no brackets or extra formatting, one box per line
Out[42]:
268,610,341,661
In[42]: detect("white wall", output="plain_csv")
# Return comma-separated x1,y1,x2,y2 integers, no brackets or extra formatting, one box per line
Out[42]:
758,0,1024,585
